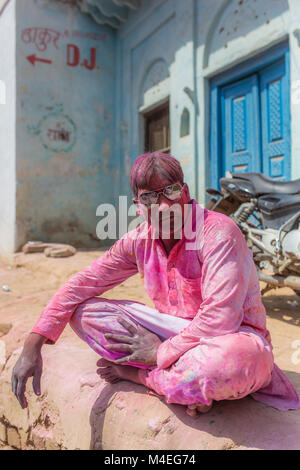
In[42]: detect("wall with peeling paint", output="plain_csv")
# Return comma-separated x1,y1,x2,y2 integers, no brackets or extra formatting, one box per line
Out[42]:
117,0,300,206
2,0,300,258
0,0,16,259
14,0,116,250
116,0,198,200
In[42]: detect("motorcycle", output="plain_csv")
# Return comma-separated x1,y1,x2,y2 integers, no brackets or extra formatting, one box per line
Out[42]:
205,172,300,296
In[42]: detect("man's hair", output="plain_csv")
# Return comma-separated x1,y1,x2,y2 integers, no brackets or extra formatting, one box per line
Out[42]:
130,152,184,197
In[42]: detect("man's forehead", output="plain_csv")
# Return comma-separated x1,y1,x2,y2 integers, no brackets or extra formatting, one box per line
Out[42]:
138,174,176,194
138,181,175,194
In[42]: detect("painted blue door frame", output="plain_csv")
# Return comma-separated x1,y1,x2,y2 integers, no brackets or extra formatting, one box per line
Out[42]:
221,74,261,174
210,41,290,189
260,58,291,179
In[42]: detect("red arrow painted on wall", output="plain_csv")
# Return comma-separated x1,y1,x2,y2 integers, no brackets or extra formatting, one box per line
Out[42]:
26,54,52,66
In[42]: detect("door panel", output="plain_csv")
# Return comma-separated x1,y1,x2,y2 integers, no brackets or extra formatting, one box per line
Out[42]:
259,57,290,180
211,47,291,189
221,75,261,176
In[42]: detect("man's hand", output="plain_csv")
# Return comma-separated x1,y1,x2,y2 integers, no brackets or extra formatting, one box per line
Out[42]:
104,317,162,366
11,333,46,409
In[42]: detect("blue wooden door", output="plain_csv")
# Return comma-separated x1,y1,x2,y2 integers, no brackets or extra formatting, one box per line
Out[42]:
259,57,291,179
219,57,290,181
221,75,261,174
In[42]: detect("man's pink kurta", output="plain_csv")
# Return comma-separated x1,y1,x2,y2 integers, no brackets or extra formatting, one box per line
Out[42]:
32,200,300,410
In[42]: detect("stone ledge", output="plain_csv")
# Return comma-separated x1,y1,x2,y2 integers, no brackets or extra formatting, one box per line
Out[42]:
0,251,299,449
0,336,300,450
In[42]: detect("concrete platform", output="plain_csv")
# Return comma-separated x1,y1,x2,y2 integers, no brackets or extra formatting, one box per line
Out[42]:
0,251,299,450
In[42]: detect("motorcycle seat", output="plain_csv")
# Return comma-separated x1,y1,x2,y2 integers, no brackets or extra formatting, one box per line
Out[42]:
232,172,300,195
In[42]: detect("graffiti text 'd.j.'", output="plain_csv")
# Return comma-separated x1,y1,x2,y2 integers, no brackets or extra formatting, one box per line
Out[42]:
67,44,98,71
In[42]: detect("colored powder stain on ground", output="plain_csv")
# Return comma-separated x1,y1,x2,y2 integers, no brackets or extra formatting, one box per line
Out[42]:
209,420,215,424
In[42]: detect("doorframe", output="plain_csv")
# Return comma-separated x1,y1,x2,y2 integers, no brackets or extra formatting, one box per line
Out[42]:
209,40,290,189
138,96,170,155
143,99,170,153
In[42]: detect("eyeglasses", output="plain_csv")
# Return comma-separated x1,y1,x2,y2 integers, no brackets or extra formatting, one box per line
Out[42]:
134,183,183,207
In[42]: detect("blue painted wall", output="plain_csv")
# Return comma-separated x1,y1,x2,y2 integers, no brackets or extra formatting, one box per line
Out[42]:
15,0,116,249
1,0,299,258
116,0,198,201
115,0,295,208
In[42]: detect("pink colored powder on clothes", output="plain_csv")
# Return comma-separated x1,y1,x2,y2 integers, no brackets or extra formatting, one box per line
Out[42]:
32,200,300,410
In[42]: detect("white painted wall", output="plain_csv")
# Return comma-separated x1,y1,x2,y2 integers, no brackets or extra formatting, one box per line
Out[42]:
0,0,16,260
287,0,300,179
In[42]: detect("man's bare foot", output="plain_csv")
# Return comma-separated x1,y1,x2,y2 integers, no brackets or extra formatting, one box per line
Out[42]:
186,403,213,418
97,359,213,419
96,358,143,385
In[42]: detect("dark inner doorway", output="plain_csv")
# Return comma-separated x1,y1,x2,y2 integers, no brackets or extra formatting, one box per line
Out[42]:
144,101,170,153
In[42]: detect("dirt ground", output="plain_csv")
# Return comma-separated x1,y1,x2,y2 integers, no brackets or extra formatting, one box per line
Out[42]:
0,249,300,450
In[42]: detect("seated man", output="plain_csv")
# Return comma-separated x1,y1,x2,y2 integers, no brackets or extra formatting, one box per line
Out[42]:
12,152,300,418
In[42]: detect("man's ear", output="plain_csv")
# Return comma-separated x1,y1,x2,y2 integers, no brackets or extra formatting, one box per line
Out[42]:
132,198,143,216
182,183,191,202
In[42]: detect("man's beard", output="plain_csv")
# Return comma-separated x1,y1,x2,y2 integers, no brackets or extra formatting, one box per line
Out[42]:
151,206,183,239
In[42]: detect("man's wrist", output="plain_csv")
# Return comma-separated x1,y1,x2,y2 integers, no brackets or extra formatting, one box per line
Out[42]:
151,342,160,365
23,333,47,353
